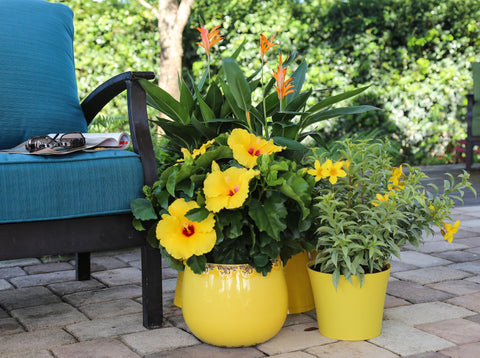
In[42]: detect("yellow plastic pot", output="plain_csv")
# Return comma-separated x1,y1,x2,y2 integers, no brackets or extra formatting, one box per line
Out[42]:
173,270,183,308
284,251,315,314
307,263,391,340
182,260,288,347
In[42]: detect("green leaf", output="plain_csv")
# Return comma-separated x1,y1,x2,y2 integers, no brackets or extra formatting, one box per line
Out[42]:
130,198,158,221
187,255,207,274
132,218,145,231
220,79,248,124
223,57,252,111
303,105,380,127
307,85,372,113
272,136,307,150
153,188,171,210
287,60,307,101
140,79,189,124
185,207,211,222
147,225,160,249
192,83,216,122
160,246,185,271
179,78,194,116
254,254,269,268
248,196,287,240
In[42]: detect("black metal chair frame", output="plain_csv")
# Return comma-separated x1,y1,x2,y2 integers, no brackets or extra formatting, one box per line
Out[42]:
466,93,480,172
0,71,163,329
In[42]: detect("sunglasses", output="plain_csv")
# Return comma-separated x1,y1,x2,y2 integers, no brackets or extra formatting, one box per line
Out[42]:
25,132,86,153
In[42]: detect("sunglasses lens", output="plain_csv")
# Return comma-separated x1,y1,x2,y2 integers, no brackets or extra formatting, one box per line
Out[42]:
59,132,85,148
25,136,56,152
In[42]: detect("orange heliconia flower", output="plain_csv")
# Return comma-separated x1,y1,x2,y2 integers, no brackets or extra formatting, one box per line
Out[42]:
196,24,223,56
260,33,276,59
272,54,295,101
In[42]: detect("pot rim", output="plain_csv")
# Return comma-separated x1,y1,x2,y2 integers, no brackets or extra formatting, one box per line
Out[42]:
306,261,392,274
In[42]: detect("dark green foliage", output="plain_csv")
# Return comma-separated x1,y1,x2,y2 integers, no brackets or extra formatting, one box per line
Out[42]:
190,0,480,164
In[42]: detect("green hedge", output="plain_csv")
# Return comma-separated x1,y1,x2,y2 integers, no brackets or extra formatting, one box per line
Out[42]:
61,0,480,164
189,0,480,164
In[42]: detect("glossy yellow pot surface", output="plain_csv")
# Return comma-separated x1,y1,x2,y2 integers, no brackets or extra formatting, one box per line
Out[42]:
182,261,288,347
284,251,315,314
307,263,391,340
173,270,183,308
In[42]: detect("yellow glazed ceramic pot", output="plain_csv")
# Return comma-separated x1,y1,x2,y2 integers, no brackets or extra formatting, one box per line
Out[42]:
307,263,391,340
284,251,315,314
182,260,288,347
173,270,183,308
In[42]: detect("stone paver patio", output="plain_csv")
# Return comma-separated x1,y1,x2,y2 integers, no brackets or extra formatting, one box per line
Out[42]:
1,167,479,357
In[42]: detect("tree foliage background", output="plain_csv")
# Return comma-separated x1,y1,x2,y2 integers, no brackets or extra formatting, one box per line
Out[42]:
59,0,480,164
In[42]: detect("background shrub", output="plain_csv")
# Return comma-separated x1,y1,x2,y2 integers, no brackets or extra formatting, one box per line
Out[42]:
61,0,480,165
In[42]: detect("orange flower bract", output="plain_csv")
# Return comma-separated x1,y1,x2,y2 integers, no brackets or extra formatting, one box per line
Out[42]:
196,24,223,56
260,33,276,59
272,54,295,101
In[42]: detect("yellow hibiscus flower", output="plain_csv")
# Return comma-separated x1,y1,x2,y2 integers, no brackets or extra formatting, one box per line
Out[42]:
227,128,283,169
203,162,260,212
156,198,216,261
441,220,460,243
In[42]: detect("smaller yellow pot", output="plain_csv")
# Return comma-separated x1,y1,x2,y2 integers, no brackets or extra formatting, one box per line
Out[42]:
307,263,390,341
284,251,315,314
173,270,183,308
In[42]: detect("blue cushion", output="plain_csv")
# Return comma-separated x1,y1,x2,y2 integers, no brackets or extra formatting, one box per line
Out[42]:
0,151,144,223
0,0,87,150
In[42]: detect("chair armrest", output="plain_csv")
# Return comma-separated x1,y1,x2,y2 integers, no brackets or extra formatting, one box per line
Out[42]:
81,71,158,186
81,71,155,123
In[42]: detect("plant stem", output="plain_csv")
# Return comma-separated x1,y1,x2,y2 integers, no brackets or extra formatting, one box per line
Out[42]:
261,58,268,137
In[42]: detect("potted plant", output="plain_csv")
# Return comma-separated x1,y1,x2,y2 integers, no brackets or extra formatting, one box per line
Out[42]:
132,128,316,346
135,25,379,317
304,138,476,340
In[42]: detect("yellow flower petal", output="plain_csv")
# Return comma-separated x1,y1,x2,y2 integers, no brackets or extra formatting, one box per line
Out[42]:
372,193,388,207
442,220,461,243
227,128,283,168
156,198,216,261
192,139,215,158
323,159,347,185
307,160,323,182
203,165,259,212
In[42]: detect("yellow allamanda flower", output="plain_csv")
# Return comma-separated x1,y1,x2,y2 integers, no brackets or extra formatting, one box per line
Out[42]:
388,165,405,191
192,139,215,158
307,160,329,182
441,220,461,243
323,159,347,185
203,161,260,213
227,128,284,169
156,198,216,261
372,193,389,207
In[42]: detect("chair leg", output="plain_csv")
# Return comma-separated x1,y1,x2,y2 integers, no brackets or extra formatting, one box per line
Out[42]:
466,140,473,172
141,244,163,329
75,252,91,281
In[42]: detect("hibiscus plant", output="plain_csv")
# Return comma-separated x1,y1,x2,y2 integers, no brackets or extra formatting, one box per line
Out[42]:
131,128,316,275
306,139,475,289
130,26,380,275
